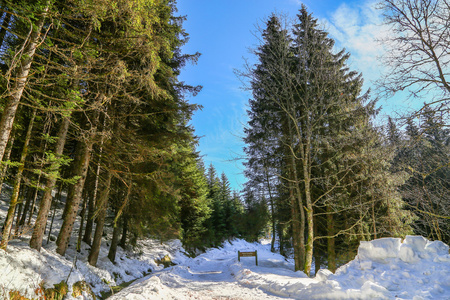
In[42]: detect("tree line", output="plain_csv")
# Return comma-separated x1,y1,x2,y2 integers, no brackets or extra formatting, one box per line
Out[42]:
241,4,450,275
0,0,255,266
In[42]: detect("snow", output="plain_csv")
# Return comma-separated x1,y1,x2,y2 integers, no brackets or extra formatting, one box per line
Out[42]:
0,236,185,299
109,237,450,300
1,186,449,299
0,189,186,299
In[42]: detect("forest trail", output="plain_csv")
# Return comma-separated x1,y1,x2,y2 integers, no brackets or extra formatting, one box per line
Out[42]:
108,245,293,299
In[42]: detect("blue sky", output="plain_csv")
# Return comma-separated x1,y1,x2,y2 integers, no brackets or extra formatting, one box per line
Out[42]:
177,0,410,191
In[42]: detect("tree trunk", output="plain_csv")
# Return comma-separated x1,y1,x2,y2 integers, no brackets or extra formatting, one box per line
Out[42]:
314,247,321,275
313,219,320,275
27,172,44,225
108,217,121,263
0,130,14,196
119,215,128,248
277,222,285,257
264,166,276,253
76,193,88,252
289,150,305,271
30,116,70,251
14,190,24,235
27,112,52,225
56,136,94,256
61,179,74,220
327,207,336,273
108,178,130,262
18,184,34,227
290,182,302,271
0,108,36,249
28,120,52,225
46,193,58,244
82,193,94,245
61,144,82,221
15,185,33,236
372,200,377,239
27,177,42,225
0,1,50,162
302,136,314,276
83,139,104,245
293,179,305,270
88,172,112,266
303,168,314,276
46,182,63,245
286,119,306,272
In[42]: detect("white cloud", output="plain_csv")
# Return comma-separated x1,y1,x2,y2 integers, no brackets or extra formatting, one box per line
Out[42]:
332,3,360,37
320,1,390,88
289,0,303,5
318,1,418,122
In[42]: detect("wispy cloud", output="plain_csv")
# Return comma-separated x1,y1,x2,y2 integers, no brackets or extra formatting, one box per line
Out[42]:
320,1,389,88
319,1,415,122
288,0,303,5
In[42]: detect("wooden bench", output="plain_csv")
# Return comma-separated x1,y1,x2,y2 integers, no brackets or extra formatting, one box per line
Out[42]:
238,250,258,265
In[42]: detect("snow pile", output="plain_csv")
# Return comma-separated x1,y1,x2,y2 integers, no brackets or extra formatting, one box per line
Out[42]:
84,236,450,299
232,236,450,299
111,236,450,299
321,236,450,299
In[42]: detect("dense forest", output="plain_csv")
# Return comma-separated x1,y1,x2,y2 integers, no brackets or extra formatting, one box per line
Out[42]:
0,0,448,280
0,0,250,266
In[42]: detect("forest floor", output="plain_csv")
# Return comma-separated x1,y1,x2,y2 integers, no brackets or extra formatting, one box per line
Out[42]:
0,184,449,299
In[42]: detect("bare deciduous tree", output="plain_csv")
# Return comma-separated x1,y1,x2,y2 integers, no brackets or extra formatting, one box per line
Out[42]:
379,0,450,105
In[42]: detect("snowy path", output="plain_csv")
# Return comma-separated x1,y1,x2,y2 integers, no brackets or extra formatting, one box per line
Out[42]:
108,248,294,299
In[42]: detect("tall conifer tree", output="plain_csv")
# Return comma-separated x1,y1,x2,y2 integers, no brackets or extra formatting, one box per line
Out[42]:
243,6,413,274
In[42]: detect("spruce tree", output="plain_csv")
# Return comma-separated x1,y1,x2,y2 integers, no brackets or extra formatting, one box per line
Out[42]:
244,13,307,270
0,0,51,162
243,6,414,275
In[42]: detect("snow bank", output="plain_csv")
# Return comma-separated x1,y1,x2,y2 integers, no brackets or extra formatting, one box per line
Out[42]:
0,240,85,299
0,182,189,299
107,276,175,300
231,236,450,299
0,237,187,299
327,235,450,299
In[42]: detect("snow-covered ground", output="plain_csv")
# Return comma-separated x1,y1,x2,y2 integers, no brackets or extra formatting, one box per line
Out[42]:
0,186,186,299
0,237,185,299
109,237,450,300
1,184,450,299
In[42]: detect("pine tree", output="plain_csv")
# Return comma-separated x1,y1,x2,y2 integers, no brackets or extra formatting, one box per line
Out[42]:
243,13,307,271
240,187,269,242
0,108,36,249
0,0,51,162
243,6,414,275
290,6,413,273
174,146,210,252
